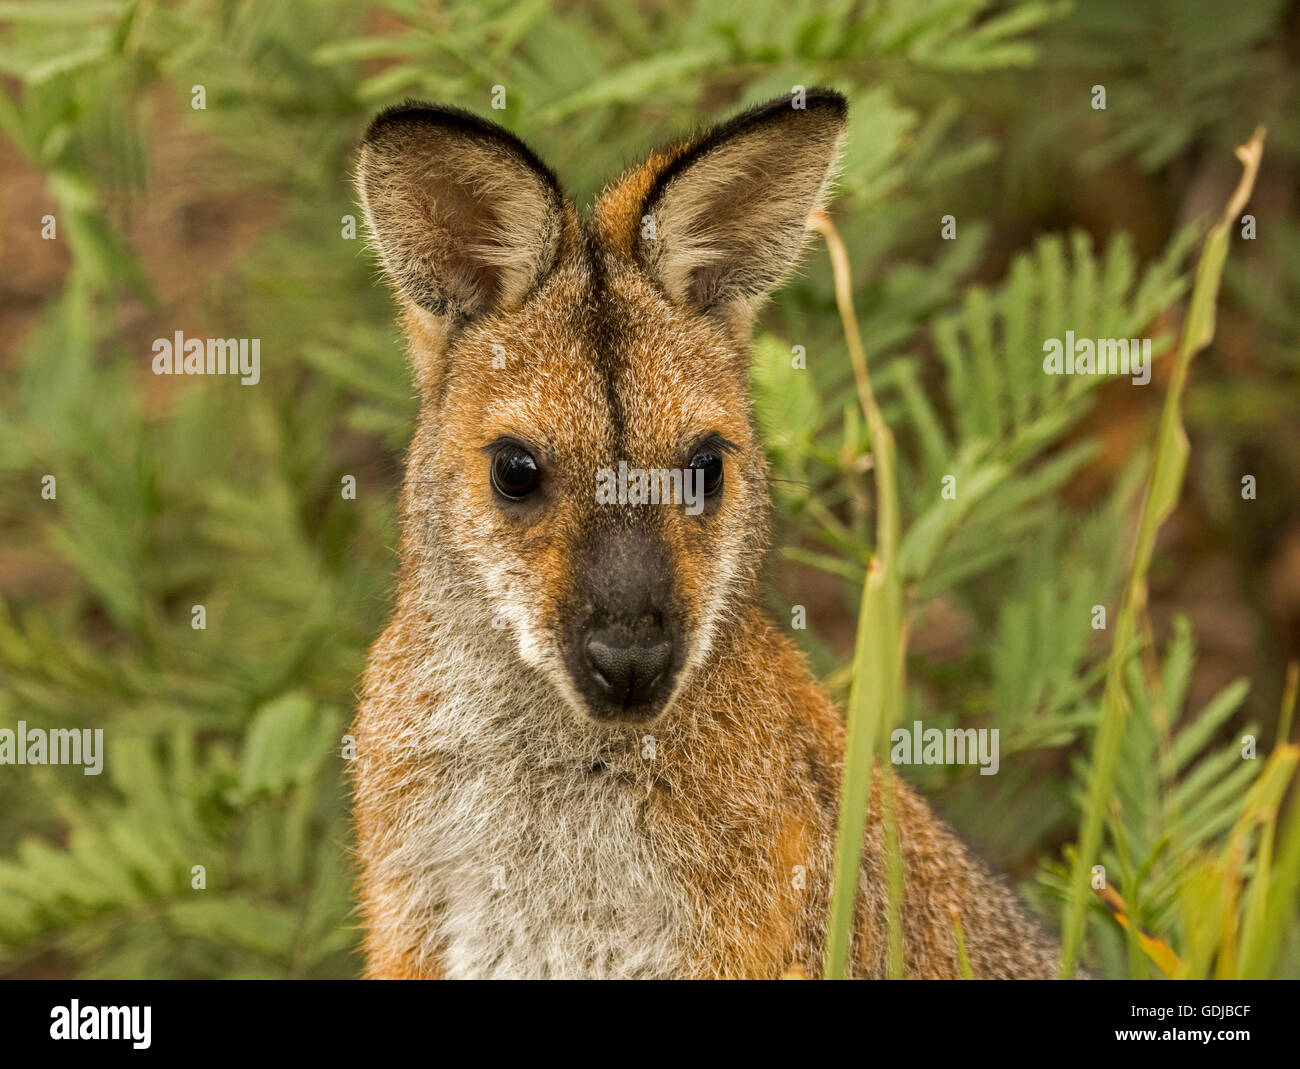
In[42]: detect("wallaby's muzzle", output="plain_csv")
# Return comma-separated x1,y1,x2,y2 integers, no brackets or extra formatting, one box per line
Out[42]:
563,529,684,723
582,616,674,720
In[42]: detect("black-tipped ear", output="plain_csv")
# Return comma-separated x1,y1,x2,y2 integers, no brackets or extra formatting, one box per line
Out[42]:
636,89,847,322
356,103,565,320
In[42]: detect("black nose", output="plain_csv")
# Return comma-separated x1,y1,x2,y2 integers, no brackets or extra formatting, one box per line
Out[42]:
584,621,673,711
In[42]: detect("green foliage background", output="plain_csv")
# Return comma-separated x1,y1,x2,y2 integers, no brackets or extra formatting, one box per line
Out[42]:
0,0,1297,978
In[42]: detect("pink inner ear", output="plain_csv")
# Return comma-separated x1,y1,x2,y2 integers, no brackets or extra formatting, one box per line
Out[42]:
359,109,564,321
640,111,844,315
426,188,507,317
397,160,511,318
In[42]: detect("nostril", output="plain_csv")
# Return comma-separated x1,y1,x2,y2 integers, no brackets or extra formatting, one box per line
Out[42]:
584,629,674,708
641,639,671,685
585,639,616,693
584,636,623,696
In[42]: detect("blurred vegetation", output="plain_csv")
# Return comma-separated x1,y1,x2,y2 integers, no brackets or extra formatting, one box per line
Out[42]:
0,0,1297,979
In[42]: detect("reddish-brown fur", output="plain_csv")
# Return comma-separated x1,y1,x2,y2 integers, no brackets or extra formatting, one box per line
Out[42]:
351,91,1066,979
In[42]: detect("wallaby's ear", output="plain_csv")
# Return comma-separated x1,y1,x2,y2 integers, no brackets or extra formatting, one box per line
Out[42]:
356,103,565,321
636,89,847,323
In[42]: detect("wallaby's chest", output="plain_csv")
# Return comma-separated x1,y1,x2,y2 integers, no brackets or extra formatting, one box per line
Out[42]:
401,672,693,979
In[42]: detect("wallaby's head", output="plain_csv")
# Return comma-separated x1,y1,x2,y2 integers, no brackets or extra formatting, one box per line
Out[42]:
357,90,846,726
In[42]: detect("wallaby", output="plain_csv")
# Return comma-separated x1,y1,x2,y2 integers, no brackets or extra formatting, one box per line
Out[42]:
351,88,1066,979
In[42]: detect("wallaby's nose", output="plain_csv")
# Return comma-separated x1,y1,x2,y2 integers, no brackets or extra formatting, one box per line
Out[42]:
583,620,673,711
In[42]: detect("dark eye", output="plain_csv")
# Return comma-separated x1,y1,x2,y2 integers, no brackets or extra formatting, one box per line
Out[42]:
491,445,541,500
689,449,724,496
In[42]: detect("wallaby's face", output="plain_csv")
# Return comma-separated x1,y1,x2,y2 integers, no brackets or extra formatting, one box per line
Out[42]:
357,91,846,726
402,268,767,727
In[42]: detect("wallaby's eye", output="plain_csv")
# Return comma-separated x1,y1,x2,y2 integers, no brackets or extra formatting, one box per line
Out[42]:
491,445,541,500
689,449,724,496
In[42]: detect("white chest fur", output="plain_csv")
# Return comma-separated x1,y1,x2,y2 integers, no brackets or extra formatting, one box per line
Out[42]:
376,630,693,980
